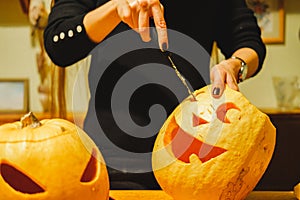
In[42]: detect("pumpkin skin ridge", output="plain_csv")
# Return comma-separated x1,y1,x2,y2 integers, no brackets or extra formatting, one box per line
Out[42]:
0,132,71,144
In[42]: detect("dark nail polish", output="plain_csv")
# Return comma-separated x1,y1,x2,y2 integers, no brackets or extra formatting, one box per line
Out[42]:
213,87,220,96
162,43,168,51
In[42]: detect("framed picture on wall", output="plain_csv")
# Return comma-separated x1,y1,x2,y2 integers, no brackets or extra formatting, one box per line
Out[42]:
246,0,285,44
0,79,29,113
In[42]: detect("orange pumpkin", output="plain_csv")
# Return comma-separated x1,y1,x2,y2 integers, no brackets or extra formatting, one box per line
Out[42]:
0,112,109,200
152,85,276,200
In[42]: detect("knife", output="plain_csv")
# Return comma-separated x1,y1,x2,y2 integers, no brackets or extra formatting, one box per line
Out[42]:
164,51,197,101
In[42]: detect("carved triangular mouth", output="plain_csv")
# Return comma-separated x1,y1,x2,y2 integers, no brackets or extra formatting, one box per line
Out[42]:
0,162,45,194
164,116,227,163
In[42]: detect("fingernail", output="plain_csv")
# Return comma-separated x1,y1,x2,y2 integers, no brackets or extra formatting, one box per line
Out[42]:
213,87,220,96
162,43,168,52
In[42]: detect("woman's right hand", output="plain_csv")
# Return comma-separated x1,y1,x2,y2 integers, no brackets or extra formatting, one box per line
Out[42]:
113,0,168,51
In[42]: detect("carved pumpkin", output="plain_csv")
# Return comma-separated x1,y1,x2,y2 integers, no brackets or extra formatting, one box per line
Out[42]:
152,85,276,200
0,112,109,200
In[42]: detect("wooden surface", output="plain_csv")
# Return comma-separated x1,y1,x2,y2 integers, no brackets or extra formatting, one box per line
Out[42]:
109,190,172,200
109,190,298,200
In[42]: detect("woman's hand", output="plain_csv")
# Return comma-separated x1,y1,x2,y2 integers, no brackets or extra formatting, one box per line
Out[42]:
113,0,168,51
210,58,241,98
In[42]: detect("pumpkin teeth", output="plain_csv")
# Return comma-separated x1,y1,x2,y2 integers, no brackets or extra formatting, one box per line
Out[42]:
165,116,227,164
189,154,202,165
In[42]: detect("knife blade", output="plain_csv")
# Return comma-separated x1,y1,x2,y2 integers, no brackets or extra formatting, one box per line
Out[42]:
165,51,197,101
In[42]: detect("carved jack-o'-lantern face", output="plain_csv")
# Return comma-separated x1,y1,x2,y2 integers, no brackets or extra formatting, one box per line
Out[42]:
152,85,276,200
0,113,109,200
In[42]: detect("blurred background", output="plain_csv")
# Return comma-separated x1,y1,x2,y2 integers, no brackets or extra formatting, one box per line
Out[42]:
1,0,300,112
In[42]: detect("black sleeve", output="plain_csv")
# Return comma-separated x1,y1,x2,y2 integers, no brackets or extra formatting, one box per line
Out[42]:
43,0,99,67
215,0,266,77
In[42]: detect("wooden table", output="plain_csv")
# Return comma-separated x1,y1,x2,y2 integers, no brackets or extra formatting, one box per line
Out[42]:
109,190,172,200
109,190,298,200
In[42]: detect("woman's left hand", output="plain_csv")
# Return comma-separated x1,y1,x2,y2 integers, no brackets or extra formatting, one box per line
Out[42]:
210,59,241,98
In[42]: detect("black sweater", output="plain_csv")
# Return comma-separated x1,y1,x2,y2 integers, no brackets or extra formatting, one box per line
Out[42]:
44,0,266,71
44,0,266,190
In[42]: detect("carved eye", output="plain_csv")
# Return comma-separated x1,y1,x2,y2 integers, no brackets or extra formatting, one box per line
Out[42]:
192,113,209,127
216,102,240,123
0,161,45,194
0,148,99,195
80,148,99,183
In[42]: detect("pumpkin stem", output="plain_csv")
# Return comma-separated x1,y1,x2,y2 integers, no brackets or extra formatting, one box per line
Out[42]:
21,112,41,128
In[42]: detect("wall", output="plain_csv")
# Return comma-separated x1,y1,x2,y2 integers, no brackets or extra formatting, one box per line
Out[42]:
0,0,41,111
240,0,300,108
0,0,300,112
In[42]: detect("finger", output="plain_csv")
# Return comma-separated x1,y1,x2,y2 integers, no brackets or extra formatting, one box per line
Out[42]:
128,0,137,7
211,66,226,98
138,0,151,41
118,0,135,29
128,0,139,30
151,3,168,51
226,75,239,91
131,9,139,30
138,12,151,41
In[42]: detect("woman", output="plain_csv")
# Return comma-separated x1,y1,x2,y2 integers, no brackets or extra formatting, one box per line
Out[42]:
44,0,266,189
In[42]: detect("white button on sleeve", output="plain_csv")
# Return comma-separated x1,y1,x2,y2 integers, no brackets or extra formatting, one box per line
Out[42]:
76,25,82,33
68,30,74,37
53,35,59,42
60,32,65,40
